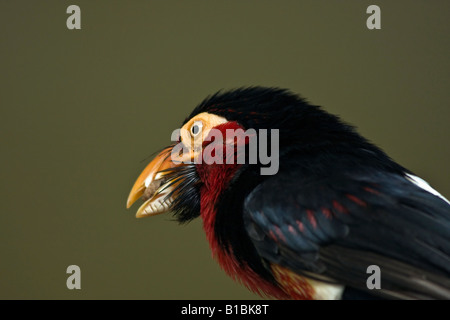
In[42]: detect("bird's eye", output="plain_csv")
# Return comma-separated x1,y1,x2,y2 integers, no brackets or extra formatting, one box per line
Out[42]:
190,121,203,137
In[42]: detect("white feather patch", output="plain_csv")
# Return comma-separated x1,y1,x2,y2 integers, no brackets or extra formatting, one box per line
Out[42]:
309,279,344,300
405,173,450,205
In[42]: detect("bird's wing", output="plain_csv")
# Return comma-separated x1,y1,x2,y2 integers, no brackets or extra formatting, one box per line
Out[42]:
243,170,450,299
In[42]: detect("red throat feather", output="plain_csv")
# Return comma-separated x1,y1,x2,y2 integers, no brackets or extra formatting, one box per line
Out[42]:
196,122,289,299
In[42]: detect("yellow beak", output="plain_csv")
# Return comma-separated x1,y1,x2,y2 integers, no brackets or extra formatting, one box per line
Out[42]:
127,147,180,218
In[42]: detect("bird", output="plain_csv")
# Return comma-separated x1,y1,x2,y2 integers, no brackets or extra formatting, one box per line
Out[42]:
126,86,450,300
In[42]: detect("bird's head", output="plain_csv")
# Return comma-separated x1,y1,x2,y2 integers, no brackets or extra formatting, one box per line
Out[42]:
127,87,298,221
126,111,246,222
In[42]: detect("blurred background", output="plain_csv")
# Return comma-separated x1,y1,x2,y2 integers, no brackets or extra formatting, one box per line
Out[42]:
1,1,449,299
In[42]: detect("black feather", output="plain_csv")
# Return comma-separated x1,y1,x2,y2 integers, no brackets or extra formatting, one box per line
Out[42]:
243,169,450,299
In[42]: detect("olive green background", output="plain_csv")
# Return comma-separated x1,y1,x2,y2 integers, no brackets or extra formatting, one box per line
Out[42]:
1,1,449,299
